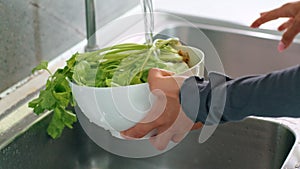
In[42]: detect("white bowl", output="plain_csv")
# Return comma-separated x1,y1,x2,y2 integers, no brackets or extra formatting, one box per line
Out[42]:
70,46,204,138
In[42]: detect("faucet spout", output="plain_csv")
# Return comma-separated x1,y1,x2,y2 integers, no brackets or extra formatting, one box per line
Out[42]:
85,0,98,52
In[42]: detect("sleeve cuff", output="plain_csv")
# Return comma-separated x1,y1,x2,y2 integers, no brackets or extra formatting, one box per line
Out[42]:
179,76,210,123
179,72,233,125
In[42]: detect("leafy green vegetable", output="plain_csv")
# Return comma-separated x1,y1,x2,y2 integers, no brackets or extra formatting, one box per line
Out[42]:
29,38,190,138
73,38,189,87
29,55,77,139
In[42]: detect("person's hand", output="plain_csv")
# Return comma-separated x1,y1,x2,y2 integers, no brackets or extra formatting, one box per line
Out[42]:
251,1,300,52
121,68,203,150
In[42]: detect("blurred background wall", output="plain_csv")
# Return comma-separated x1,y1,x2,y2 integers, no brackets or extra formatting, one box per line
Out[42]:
0,0,139,93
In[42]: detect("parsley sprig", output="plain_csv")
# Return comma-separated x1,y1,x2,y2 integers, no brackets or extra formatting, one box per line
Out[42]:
29,54,77,139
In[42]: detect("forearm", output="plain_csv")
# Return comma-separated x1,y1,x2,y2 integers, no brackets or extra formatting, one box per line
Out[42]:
180,65,300,124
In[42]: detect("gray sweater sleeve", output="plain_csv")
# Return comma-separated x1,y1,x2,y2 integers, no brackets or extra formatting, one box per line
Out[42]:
179,65,300,124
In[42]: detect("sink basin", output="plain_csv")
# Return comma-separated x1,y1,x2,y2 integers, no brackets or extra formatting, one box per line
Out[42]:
1,14,300,169
0,115,295,169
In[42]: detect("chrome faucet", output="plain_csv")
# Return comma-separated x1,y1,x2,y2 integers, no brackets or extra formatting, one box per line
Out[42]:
85,0,98,52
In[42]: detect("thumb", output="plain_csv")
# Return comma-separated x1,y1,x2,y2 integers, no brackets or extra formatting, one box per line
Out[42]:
148,68,185,99
148,68,174,82
147,68,176,93
147,68,176,91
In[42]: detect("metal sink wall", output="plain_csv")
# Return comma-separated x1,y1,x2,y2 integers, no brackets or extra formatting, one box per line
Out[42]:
157,25,300,78
1,19,299,169
0,115,295,169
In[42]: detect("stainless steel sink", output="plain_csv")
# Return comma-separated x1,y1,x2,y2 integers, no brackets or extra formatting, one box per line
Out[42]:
156,24,300,78
1,14,300,169
0,114,295,169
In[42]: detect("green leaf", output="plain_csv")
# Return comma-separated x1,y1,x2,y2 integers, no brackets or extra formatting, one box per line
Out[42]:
54,78,71,93
28,97,41,108
46,107,77,138
33,104,45,115
45,79,53,90
32,61,49,73
61,109,77,129
53,92,70,107
39,90,56,110
47,107,65,139
67,53,78,69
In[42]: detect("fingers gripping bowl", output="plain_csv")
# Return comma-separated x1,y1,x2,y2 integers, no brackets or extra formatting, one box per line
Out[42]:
29,38,204,139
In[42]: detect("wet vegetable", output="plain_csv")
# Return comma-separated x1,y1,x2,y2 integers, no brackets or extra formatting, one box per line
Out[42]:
28,38,190,138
